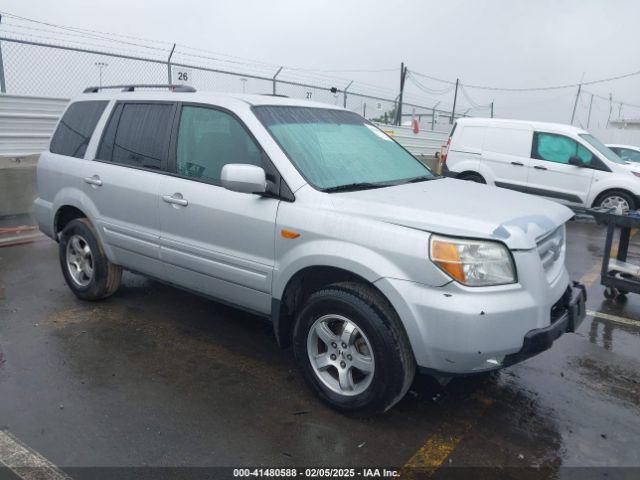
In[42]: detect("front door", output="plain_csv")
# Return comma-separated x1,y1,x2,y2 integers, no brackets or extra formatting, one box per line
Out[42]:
158,104,279,314
527,131,594,206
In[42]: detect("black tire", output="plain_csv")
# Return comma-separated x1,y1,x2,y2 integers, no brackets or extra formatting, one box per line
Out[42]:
594,190,636,213
293,281,415,415
58,218,122,301
457,172,486,184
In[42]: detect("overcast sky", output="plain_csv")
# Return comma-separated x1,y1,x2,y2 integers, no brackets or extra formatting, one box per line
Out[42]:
2,0,640,127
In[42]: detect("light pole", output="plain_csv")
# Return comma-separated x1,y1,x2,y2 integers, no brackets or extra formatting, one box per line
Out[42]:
240,77,247,93
95,62,108,88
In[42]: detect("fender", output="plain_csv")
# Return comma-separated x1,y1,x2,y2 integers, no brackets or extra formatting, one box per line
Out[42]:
587,174,640,207
272,238,449,301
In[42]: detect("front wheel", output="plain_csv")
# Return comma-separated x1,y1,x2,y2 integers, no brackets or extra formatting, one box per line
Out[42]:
596,191,636,215
293,282,415,415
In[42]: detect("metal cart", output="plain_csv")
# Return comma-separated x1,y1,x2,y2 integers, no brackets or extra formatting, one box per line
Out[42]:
591,207,640,300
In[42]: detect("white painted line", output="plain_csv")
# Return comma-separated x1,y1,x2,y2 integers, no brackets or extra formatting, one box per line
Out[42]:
587,309,640,328
0,430,71,480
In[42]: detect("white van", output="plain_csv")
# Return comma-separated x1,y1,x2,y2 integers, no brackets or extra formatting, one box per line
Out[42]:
443,118,640,213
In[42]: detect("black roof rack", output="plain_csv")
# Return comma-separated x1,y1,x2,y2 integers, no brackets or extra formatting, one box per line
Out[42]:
261,93,289,98
83,84,196,93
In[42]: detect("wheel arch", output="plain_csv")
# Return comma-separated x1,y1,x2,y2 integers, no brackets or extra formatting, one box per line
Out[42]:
272,265,402,349
591,187,638,209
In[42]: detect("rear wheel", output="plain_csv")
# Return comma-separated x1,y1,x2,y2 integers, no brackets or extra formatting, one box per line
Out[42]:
293,282,415,415
59,218,122,301
457,172,486,184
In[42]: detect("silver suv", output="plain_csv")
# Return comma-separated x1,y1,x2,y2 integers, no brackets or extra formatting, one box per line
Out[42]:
35,85,586,414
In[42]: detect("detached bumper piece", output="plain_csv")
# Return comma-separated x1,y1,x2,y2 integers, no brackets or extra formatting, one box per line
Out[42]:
503,282,586,367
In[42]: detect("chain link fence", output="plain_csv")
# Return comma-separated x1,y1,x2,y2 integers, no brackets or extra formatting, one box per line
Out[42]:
0,35,463,131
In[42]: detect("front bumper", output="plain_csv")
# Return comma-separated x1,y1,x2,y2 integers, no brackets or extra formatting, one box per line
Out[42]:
503,281,586,367
376,269,586,374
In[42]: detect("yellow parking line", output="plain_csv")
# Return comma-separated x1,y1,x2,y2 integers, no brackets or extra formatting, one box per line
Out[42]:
401,393,493,477
587,309,640,328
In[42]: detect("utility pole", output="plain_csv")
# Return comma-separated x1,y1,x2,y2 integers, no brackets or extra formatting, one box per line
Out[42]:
490,101,494,118
606,93,613,127
586,93,594,128
570,83,582,125
450,78,459,124
396,63,407,126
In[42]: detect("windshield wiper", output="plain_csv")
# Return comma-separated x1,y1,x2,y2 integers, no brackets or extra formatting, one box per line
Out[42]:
322,182,387,193
405,174,438,184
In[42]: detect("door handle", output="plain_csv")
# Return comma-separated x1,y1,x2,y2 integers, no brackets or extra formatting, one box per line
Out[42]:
83,175,103,186
162,193,189,207
534,165,548,170
511,161,524,166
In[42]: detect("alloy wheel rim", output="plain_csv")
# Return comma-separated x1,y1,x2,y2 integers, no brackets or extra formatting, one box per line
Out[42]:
601,195,630,215
307,314,375,396
66,234,94,287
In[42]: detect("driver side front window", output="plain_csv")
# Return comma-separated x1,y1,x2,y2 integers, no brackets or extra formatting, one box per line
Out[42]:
533,132,592,165
176,106,262,183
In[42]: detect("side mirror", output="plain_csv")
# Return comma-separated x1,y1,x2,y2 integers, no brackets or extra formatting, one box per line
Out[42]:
568,156,585,167
221,164,267,194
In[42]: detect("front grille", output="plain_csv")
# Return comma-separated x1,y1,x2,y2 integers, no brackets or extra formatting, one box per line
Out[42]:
537,225,565,273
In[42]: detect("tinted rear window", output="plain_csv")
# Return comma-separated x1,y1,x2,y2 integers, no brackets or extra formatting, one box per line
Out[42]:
50,101,108,158
97,102,174,170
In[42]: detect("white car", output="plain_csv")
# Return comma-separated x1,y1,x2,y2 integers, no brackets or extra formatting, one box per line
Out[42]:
607,144,640,165
443,118,640,213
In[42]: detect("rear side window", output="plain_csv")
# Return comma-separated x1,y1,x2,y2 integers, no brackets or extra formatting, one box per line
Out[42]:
97,102,174,170
176,106,262,183
50,101,107,158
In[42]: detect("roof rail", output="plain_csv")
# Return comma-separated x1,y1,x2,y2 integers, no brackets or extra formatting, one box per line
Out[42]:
83,84,196,93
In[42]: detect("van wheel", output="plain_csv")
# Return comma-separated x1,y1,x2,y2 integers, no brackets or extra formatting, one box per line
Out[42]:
595,190,636,215
59,218,122,301
293,282,415,415
458,172,486,184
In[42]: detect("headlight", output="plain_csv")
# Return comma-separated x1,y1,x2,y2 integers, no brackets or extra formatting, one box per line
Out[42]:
429,234,516,286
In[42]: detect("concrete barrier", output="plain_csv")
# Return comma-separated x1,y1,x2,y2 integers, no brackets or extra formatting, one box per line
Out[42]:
0,155,39,217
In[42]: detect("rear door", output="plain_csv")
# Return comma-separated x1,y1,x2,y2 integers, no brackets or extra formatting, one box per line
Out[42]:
482,124,533,193
86,101,176,277
527,132,594,206
158,104,279,314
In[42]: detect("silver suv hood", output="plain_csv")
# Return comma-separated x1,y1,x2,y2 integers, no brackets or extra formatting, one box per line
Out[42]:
329,178,573,250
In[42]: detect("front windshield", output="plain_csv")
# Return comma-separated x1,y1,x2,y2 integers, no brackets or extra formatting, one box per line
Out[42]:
579,134,627,164
253,106,434,191
615,147,640,164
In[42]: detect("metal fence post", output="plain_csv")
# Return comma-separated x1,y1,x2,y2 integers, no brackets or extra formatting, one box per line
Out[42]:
272,66,283,95
431,101,440,131
167,43,176,84
343,80,353,108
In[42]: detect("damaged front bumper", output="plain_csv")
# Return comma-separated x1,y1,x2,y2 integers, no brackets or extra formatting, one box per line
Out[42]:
503,281,586,367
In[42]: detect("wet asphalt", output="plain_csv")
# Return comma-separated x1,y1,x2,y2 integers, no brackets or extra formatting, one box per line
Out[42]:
0,217,639,478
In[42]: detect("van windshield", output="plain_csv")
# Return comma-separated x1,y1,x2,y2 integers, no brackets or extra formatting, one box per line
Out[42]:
253,106,435,192
579,134,627,164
